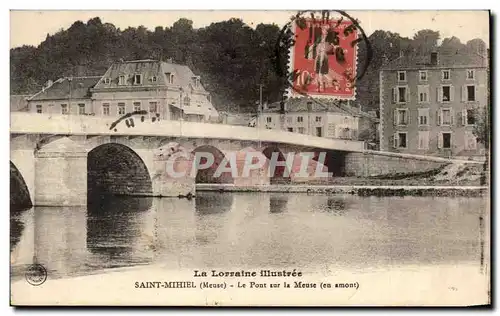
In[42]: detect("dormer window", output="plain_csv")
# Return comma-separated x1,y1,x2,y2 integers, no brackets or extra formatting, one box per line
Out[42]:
193,76,200,88
118,75,126,85
183,96,190,106
103,78,111,84
166,72,174,84
134,74,142,85
151,76,157,83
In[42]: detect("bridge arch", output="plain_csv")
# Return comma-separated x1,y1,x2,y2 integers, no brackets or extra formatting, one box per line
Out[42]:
87,143,153,201
192,145,234,184
10,161,32,211
261,145,291,184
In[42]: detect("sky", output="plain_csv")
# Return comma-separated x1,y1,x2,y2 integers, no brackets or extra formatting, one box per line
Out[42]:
10,10,490,49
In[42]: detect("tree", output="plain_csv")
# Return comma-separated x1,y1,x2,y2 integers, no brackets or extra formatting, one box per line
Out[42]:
412,29,440,54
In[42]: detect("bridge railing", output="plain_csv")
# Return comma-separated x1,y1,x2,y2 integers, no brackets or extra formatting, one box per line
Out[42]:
10,112,366,152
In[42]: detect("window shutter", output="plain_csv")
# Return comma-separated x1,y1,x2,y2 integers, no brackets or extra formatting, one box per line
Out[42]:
450,86,455,102
436,110,441,126
475,86,479,102
393,133,399,149
437,133,443,148
437,87,443,103
464,132,469,150
393,109,398,125
406,87,410,103
461,85,467,102
461,109,467,126
450,108,454,125
406,109,410,125
392,88,397,104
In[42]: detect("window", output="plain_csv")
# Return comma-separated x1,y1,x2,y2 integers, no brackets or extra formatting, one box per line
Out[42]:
133,102,141,112
442,70,450,80
151,76,157,83
118,75,126,85
418,131,430,149
61,104,68,115
393,132,407,148
166,73,174,84
193,77,200,88
391,87,409,103
315,116,322,122
102,103,110,116
287,127,293,132
78,103,85,115
464,109,476,125
440,109,452,125
439,132,452,149
441,86,451,102
418,108,429,126
315,127,323,137
418,85,429,103
36,104,42,114
467,85,476,101
298,127,305,134
183,96,190,106
394,108,409,126
103,78,111,84
419,71,428,81
118,103,125,115
297,116,304,123
398,87,407,103
266,117,272,123
149,101,158,114
134,74,142,85
466,69,475,80
465,131,477,150
398,71,406,82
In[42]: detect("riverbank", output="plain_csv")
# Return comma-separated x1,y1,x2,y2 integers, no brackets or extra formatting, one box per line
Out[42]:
196,184,488,197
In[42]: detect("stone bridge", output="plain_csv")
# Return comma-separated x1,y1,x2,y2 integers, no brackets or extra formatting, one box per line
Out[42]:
10,113,481,207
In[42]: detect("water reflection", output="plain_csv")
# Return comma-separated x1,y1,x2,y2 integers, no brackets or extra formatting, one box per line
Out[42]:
269,194,288,213
195,192,233,216
323,198,348,215
10,217,25,250
10,193,487,279
87,196,154,269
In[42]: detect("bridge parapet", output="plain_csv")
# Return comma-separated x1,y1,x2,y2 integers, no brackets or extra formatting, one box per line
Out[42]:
10,113,365,152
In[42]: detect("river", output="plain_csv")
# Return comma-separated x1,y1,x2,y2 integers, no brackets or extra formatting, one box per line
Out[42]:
10,192,487,281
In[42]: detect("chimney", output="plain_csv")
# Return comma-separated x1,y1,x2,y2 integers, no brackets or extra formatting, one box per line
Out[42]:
430,51,438,66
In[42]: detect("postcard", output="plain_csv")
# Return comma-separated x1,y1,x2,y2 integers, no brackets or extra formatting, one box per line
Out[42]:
10,10,490,306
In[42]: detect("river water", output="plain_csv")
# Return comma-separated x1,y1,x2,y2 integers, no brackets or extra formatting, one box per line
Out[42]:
10,192,487,281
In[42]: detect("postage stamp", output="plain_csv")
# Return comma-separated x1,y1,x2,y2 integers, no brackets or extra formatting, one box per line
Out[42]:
287,14,359,100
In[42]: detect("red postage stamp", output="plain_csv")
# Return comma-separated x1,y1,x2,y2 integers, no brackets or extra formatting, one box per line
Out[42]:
288,18,359,100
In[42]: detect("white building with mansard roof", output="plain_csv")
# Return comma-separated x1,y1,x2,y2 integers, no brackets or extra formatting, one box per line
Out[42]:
27,59,219,122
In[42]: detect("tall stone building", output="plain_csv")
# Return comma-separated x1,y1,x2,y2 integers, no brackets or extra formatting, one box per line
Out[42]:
379,50,488,158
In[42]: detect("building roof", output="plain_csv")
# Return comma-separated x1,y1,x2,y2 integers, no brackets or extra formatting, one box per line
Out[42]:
10,95,30,112
382,49,488,71
92,59,208,94
264,98,354,115
28,77,100,101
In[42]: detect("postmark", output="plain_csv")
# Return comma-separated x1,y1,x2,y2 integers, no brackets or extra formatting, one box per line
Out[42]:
275,10,373,102
25,263,47,286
